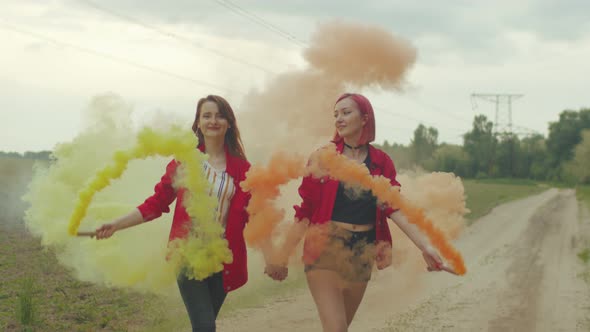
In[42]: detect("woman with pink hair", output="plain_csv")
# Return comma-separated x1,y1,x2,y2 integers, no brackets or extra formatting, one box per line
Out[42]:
266,93,449,332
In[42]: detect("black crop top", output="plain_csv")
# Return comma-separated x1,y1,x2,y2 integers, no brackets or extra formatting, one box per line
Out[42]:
330,154,377,225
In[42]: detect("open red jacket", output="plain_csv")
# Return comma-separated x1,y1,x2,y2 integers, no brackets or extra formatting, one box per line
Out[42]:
293,140,400,262
137,145,251,292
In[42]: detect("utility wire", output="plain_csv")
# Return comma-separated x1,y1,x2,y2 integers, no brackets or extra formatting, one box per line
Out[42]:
212,0,307,47
0,20,245,94
79,0,277,75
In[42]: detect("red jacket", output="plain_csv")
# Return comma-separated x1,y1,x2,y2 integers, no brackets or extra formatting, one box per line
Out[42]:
137,145,251,292
294,141,400,261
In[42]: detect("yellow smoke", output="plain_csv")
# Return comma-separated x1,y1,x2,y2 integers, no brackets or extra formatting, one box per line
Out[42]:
23,94,230,293
66,125,231,281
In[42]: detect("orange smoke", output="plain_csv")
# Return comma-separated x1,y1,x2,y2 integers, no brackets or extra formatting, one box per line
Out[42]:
239,20,417,159
304,21,417,89
311,146,466,275
241,151,306,248
242,147,466,275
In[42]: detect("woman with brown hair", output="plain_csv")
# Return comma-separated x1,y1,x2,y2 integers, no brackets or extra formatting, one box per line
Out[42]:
95,95,251,332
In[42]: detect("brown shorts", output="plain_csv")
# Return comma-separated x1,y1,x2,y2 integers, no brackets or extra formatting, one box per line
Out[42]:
304,223,376,282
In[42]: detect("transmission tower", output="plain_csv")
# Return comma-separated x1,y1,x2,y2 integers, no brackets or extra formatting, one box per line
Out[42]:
470,93,525,177
470,93,524,134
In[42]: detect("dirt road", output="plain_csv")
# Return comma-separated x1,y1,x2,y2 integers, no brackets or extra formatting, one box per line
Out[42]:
218,189,590,331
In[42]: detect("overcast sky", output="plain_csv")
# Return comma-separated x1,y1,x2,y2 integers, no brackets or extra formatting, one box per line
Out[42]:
2,0,589,153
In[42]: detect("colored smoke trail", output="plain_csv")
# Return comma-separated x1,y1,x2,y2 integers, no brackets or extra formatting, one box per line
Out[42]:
311,146,466,275
242,147,467,275
241,151,306,248
66,126,232,281
23,94,231,293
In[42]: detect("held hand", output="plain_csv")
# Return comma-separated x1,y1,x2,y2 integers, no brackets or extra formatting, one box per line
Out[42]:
95,223,117,240
264,264,288,281
375,242,392,270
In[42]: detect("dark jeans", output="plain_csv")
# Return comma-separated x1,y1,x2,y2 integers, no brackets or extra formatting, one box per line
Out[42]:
177,271,227,332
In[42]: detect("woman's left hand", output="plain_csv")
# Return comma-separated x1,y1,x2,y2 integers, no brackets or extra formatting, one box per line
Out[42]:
422,245,444,272
422,246,458,274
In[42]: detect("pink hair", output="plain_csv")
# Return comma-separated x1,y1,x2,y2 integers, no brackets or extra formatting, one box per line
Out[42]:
332,93,376,145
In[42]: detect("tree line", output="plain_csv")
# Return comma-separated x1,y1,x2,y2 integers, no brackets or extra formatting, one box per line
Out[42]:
3,108,589,184
0,151,52,160
377,108,590,184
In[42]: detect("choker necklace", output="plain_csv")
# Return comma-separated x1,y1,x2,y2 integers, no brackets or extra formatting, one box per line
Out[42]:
344,142,363,150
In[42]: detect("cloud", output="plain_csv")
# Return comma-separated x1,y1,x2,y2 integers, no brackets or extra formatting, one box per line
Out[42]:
2,0,590,152
70,1,590,48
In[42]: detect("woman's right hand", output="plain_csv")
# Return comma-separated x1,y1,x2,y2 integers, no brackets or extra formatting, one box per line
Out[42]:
375,241,393,270
93,209,144,240
264,264,288,281
95,223,118,240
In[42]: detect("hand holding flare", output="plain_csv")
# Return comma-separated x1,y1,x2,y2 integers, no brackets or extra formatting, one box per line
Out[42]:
76,231,96,238
66,127,231,281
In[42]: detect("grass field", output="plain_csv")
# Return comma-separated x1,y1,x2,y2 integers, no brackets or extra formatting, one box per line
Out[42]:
0,225,177,331
462,178,548,222
0,158,559,331
577,185,590,206
575,185,590,271
0,157,175,331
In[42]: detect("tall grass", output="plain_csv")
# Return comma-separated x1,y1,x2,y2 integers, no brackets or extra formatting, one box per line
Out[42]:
577,185,590,205
16,276,36,327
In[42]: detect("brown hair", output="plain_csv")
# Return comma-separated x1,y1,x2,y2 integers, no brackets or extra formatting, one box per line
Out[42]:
191,95,246,159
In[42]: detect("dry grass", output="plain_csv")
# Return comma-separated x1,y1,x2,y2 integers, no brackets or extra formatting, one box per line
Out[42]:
0,222,180,331
0,157,180,331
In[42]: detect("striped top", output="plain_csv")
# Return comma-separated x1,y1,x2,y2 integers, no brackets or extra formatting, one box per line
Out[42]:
203,161,236,227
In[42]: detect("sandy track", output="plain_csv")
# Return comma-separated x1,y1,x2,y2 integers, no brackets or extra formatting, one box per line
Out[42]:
218,189,590,331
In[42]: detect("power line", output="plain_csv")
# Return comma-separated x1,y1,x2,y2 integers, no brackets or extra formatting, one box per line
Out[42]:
404,94,472,123
510,125,542,137
0,20,244,94
374,100,469,130
212,0,307,47
374,105,468,136
376,123,408,132
78,0,277,75
374,105,430,124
